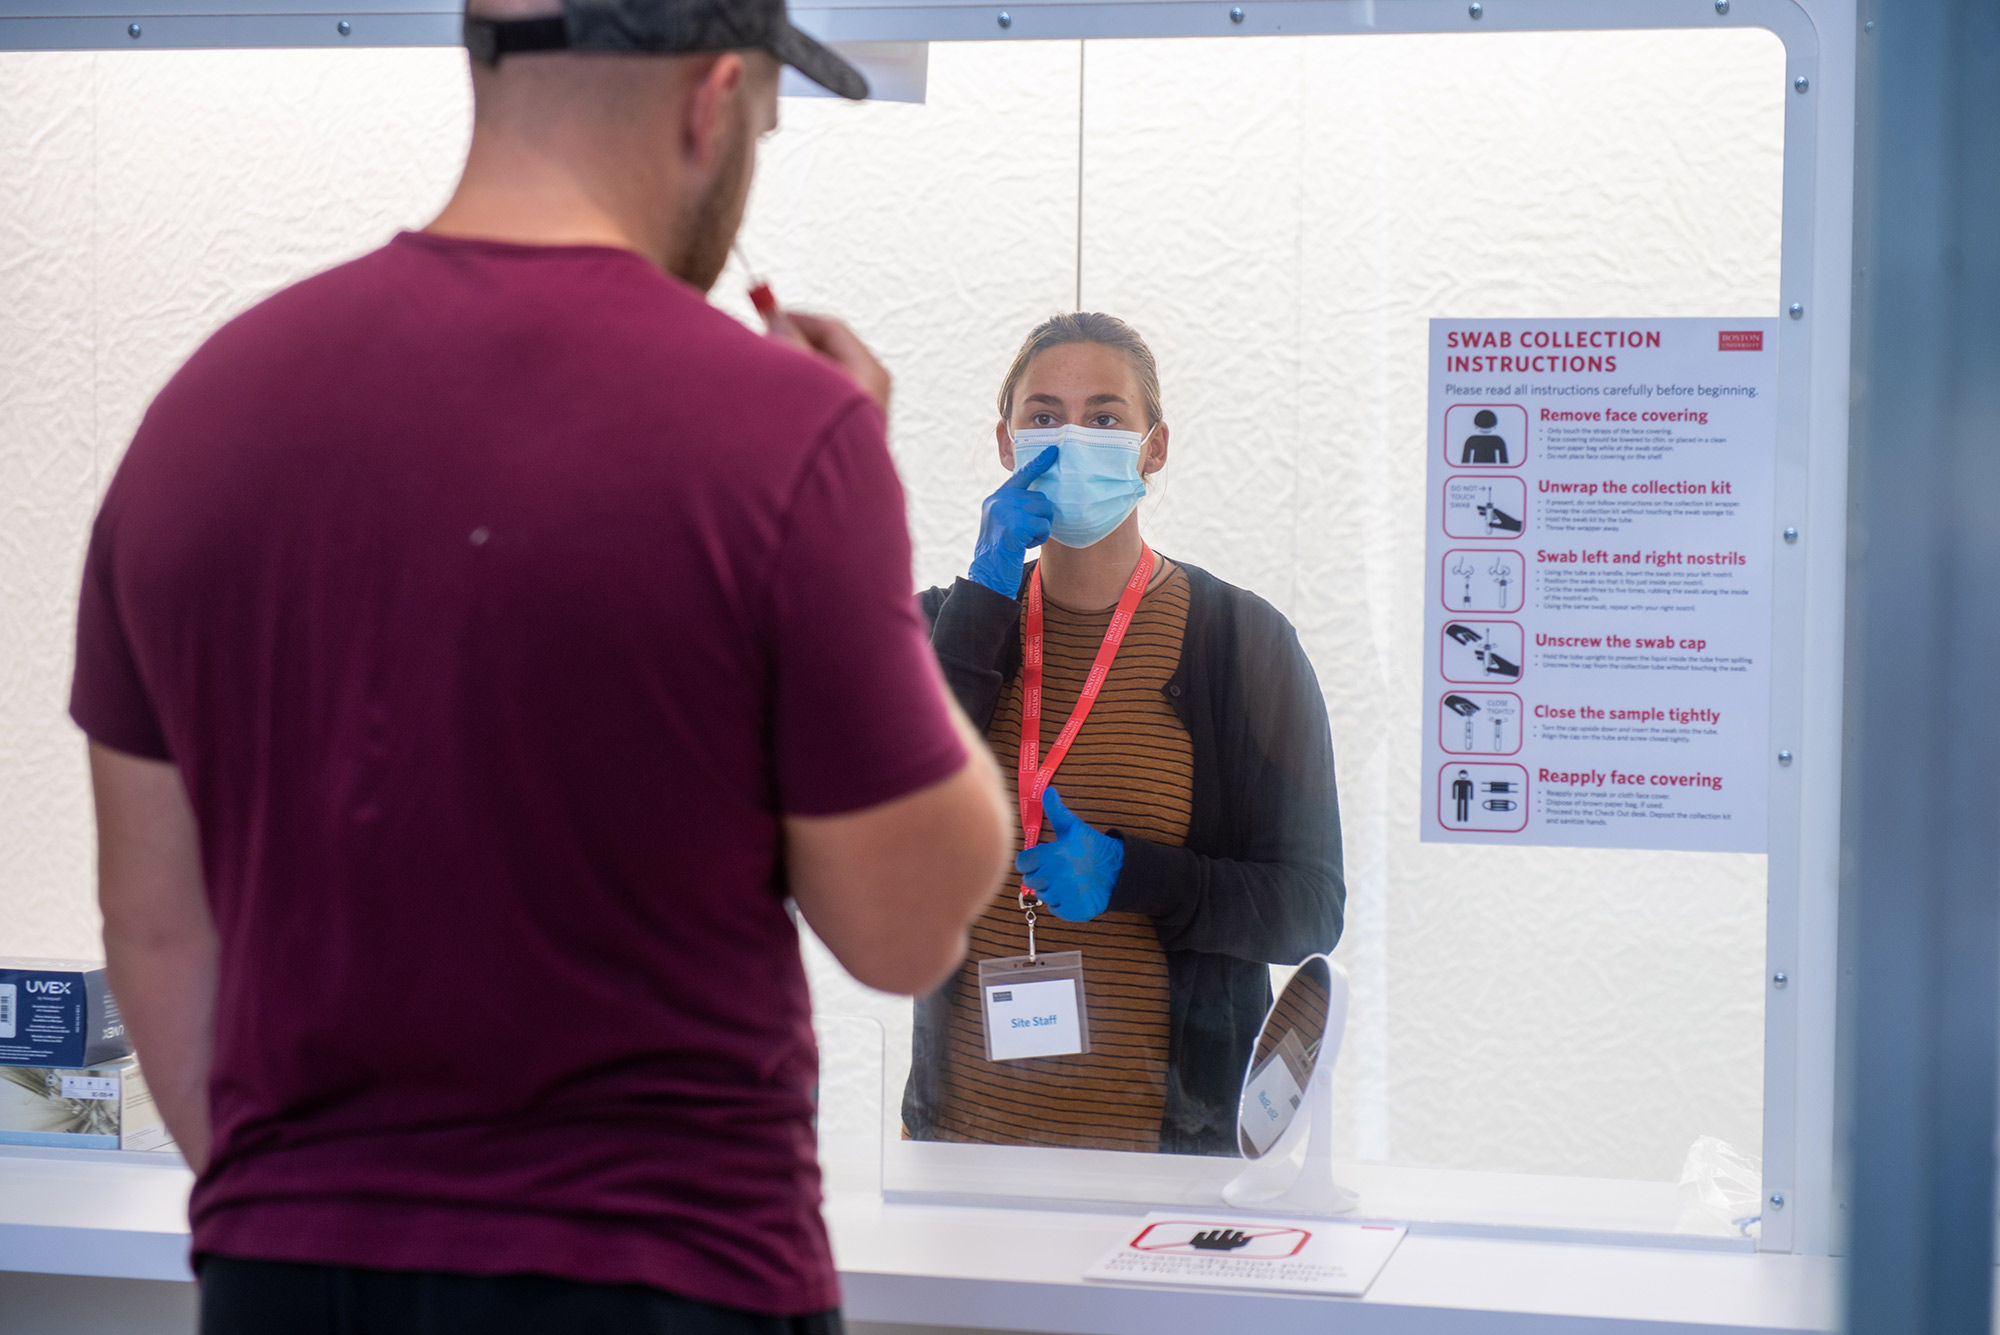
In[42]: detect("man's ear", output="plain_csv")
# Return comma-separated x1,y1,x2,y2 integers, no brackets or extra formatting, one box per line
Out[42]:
1142,422,1170,477
995,419,1016,470
683,52,746,168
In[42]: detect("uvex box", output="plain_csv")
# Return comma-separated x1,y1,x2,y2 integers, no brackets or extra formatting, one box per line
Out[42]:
0,1057,173,1151
0,958,130,1067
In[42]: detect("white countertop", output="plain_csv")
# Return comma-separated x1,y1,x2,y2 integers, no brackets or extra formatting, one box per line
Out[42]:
0,1146,193,1283
0,1147,1839,1333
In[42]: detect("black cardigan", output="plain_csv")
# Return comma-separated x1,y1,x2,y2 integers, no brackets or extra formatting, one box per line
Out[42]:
901,560,1345,1155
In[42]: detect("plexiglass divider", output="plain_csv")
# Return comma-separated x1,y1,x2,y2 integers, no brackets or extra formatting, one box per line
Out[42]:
813,1014,886,1199
0,17,1813,1255
867,996,1751,1249
778,27,1792,1247
877,1121,1751,1252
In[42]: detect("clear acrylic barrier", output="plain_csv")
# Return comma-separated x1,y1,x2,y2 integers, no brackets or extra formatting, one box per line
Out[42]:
0,23,1785,1244
777,25,1785,1237
813,1014,886,1199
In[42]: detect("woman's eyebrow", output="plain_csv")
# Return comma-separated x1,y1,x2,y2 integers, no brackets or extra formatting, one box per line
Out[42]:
1084,393,1129,406
1024,393,1067,407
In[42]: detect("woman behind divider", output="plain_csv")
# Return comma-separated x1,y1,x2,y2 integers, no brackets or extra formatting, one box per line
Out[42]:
902,312,1346,1156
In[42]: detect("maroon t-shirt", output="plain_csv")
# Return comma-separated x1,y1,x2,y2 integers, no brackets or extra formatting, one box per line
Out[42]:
69,232,965,1313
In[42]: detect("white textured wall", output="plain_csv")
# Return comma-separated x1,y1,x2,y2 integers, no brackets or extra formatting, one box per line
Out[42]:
2,56,99,964
0,29,1782,1183
1,49,472,959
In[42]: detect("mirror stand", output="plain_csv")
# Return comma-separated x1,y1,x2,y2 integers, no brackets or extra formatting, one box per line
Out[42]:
1216,959,1360,1223
1221,1036,1359,1214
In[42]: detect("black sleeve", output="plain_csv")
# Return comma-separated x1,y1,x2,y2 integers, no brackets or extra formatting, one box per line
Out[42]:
921,577,1021,731
903,578,1019,1142
1108,599,1344,965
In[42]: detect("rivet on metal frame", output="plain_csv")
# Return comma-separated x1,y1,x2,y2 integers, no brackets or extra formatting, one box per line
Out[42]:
1468,1,1483,17
1794,74,1810,93
1230,5,1244,21
1778,750,1794,766
996,9,1011,26
1789,302,1804,319
127,22,141,37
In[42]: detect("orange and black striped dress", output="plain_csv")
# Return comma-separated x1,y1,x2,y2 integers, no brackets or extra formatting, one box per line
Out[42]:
929,562,1194,1152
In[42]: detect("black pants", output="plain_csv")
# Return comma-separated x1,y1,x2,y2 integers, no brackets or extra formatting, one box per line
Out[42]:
198,1256,845,1335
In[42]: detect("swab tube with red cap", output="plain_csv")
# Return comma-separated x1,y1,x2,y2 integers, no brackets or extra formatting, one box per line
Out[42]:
732,242,779,321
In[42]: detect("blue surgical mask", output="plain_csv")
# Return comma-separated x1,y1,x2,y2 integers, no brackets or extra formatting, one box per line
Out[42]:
1009,423,1156,549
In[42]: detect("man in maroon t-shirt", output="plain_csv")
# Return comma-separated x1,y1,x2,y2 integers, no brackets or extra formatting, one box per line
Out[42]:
70,0,1010,1329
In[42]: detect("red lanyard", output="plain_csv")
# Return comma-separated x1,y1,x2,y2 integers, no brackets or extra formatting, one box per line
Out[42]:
1017,546,1156,849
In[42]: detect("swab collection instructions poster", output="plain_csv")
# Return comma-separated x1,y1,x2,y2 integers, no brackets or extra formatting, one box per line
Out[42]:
1420,317,1778,852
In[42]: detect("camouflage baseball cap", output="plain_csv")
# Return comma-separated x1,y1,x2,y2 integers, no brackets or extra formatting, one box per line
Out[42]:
464,0,868,99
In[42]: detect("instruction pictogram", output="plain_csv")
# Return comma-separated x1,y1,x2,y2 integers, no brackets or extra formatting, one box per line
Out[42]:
1444,404,1528,469
1441,620,1523,684
1439,691,1522,755
1442,549,1525,613
1442,475,1526,539
1438,762,1529,833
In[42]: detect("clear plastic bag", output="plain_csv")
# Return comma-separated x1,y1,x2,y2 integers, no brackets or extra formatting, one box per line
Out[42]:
1675,1135,1763,1238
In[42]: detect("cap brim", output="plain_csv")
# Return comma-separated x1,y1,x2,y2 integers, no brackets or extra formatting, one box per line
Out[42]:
769,23,869,100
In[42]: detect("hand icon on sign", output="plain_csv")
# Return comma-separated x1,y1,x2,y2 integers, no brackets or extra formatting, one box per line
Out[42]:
1188,1229,1253,1252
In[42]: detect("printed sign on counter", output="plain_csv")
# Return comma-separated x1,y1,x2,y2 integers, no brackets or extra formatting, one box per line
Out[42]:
1083,1212,1406,1296
1420,318,1778,852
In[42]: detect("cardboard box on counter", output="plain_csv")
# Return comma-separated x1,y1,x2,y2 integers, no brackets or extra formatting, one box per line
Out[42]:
0,1057,174,1152
0,958,129,1067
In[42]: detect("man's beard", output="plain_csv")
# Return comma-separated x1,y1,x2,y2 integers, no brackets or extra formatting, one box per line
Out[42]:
668,106,754,292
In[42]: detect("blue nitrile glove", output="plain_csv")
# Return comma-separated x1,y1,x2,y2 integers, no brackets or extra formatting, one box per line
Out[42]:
1017,786,1124,923
969,447,1058,596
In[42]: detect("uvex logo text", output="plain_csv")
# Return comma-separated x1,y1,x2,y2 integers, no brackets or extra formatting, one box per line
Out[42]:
23,980,73,994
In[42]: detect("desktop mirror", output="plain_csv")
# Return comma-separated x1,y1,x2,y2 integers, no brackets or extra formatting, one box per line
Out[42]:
1226,955,1356,1214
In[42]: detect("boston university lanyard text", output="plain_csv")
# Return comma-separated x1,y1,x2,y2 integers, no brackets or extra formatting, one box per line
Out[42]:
1017,545,1157,857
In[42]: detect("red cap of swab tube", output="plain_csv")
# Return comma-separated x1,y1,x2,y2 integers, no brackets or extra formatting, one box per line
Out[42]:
734,243,779,322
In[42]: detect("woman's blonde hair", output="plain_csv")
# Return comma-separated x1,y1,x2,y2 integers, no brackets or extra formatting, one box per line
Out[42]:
996,312,1164,429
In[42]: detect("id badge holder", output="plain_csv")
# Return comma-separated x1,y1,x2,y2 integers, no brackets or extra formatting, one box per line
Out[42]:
978,951,1090,1062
